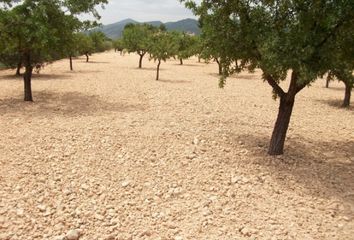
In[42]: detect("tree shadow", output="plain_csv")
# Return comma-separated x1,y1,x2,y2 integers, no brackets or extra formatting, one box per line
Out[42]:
233,73,259,80
324,86,346,91
0,74,72,81
158,79,191,84
63,70,103,74
208,72,259,80
228,132,354,218
0,91,147,117
139,67,164,72
84,61,110,64
208,73,222,78
0,74,22,80
174,63,203,67
316,99,353,111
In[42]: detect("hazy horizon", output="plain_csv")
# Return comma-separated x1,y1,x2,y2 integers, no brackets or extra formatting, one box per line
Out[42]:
82,0,198,25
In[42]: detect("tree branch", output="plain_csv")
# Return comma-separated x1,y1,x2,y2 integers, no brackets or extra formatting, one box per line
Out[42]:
263,73,286,97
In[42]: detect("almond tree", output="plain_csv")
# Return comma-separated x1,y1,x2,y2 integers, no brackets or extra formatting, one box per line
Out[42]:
149,31,178,80
183,0,354,155
122,24,155,68
173,32,198,65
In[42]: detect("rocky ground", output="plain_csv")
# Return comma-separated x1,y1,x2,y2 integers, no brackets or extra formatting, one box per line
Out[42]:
0,51,353,240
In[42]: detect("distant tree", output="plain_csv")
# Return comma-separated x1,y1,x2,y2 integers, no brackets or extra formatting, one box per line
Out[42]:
122,23,154,68
332,69,353,107
327,28,354,107
197,11,239,76
192,36,204,63
89,31,107,52
149,31,178,80
113,38,124,55
325,72,334,88
159,24,167,32
183,0,354,155
0,0,107,101
173,32,198,65
76,33,94,62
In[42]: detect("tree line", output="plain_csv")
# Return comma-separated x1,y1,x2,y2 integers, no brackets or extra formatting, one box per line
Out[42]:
117,23,199,80
0,0,109,101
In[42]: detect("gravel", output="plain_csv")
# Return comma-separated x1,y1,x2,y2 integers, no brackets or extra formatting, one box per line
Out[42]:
0,51,353,239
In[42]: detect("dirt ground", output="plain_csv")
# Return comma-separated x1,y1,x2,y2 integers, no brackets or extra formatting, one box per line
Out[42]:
0,51,353,240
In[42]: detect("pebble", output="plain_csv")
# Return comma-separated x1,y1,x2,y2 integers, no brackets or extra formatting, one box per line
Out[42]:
53,236,66,240
37,205,47,212
16,208,24,216
240,227,257,237
121,180,131,188
66,229,81,240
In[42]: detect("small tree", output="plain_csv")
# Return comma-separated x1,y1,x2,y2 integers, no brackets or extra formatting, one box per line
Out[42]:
149,32,178,80
122,23,154,68
183,0,354,155
76,33,94,62
173,32,198,65
113,38,124,55
89,31,107,53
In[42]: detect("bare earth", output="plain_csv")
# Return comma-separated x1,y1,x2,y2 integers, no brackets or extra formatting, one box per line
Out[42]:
0,51,353,240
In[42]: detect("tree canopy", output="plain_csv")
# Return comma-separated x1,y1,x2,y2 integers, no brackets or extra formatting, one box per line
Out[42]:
173,32,199,65
122,23,156,68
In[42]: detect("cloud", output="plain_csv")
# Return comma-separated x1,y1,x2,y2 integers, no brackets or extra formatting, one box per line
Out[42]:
89,0,197,24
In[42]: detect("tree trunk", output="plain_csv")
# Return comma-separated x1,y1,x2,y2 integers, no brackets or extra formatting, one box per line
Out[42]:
268,95,295,155
23,52,33,102
69,55,73,71
16,60,22,76
215,58,222,75
139,54,144,68
180,58,183,65
85,53,89,62
156,59,161,81
198,57,201,63
343,82,352,107
326,77,330,88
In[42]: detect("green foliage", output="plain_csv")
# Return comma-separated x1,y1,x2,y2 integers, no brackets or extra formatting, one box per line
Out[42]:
0,0,107,67
148,31,178,80
122,23,155,55
113,38,124,52
149,31,178,62
75,33,94,56
183,0,354,94
121,23,161,68
172,32,199,63
89,31,109,52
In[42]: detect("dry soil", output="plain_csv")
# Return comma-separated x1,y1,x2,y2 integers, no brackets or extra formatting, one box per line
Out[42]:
0,51,353,240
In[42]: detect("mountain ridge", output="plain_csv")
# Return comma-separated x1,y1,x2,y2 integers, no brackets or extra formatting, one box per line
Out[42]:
95,18,200,39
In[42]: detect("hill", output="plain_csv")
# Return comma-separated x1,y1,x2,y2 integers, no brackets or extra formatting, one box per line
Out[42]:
95,18,200,39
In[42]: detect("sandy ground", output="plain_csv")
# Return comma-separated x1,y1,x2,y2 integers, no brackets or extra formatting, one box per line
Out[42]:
0,51,353,240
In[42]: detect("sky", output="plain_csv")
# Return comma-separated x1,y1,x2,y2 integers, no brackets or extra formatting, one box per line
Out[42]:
88,0,198,25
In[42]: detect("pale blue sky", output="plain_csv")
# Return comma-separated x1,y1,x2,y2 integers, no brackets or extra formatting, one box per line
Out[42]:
90,0,198,24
